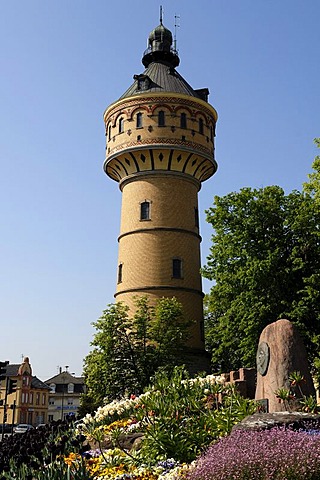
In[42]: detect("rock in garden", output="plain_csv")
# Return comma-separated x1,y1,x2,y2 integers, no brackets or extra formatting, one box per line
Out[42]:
255,319,316,413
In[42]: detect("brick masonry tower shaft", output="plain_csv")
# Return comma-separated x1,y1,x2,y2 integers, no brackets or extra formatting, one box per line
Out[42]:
103,19,218,354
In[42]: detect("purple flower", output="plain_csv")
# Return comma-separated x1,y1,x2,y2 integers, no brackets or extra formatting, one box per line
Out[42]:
186,427,320,479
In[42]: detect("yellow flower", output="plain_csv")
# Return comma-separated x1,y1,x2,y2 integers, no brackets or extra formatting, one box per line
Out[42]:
63,452,81,466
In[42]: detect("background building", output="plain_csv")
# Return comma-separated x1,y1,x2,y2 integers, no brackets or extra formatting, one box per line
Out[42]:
0,357,50,426
45,367,86,422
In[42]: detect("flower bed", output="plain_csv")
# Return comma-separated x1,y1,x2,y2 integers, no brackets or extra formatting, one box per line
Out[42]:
184,427,320,480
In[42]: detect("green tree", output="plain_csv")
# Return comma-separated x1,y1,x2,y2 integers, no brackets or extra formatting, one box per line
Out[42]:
81,296,190,411
304,138,320,203
203,147,320,372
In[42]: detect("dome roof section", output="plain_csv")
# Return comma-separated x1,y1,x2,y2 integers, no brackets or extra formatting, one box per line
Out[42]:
149,23,173,47
142,21,179,68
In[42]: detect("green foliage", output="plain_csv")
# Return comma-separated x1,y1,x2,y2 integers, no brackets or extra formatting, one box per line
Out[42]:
77,367,257,468
303,138,320,203
132,367,257,463
273,371,319,413
82,297,191,410
203,156,320,371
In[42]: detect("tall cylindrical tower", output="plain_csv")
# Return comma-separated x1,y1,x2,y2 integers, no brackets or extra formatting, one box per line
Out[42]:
103,20,218,357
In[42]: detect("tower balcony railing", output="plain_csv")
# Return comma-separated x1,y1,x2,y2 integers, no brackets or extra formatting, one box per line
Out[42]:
142,45,179,57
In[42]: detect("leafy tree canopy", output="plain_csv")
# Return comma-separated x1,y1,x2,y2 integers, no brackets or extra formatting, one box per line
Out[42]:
81,296,191,412
203,139,320,373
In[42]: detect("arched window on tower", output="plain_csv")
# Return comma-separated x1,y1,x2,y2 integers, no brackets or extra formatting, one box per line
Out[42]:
172,258,183,279
199,118,204,135
158,110,165,127
136,112,143,128
140,200,150,220
108,124,112,139
180,112,187,129
119,117,124,134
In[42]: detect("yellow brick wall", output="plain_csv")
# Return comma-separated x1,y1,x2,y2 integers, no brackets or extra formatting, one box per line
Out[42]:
119,173,200,233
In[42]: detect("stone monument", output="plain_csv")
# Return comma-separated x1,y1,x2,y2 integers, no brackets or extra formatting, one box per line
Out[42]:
255,319,316,413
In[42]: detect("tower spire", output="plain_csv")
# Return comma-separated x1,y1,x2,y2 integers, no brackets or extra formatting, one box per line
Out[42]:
160,5,163,25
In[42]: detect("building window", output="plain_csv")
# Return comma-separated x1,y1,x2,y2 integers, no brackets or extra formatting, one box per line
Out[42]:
22,376,29,386
180,113,187,129
172,258,183,279
29,393,33,405
48,415,53,422
67,399,74,405
199,118,204,134
140,201,150,221
158,110,165,127
68,383,74,394
210,125,214,141
136,112,143,128
118,117,124,134
194,207,199,228
50,383,56,393
117,263,123,283
36,393,40,405
135,74,150,91
49,399,55,405
42,393,46,405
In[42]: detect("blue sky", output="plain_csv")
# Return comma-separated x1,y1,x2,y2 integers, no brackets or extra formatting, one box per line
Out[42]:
1,1,319,380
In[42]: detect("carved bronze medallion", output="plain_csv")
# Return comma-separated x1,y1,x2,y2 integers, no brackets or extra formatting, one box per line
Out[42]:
256,342,270,376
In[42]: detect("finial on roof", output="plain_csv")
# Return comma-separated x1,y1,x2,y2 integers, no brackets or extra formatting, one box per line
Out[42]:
18,356,32,376
142,12,180,68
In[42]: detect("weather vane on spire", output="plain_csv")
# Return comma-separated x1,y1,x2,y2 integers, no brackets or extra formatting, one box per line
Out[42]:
174,13,180,51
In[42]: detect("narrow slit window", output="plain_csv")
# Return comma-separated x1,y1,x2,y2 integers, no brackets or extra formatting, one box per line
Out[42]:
180,112,187,129
136,112,143,128
140,201,150,220
158,110,165,127
199,118,204,135
117,263,123,283
194,207,199,228
172,258,183,279
210,125,214,141
119,117,124,134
